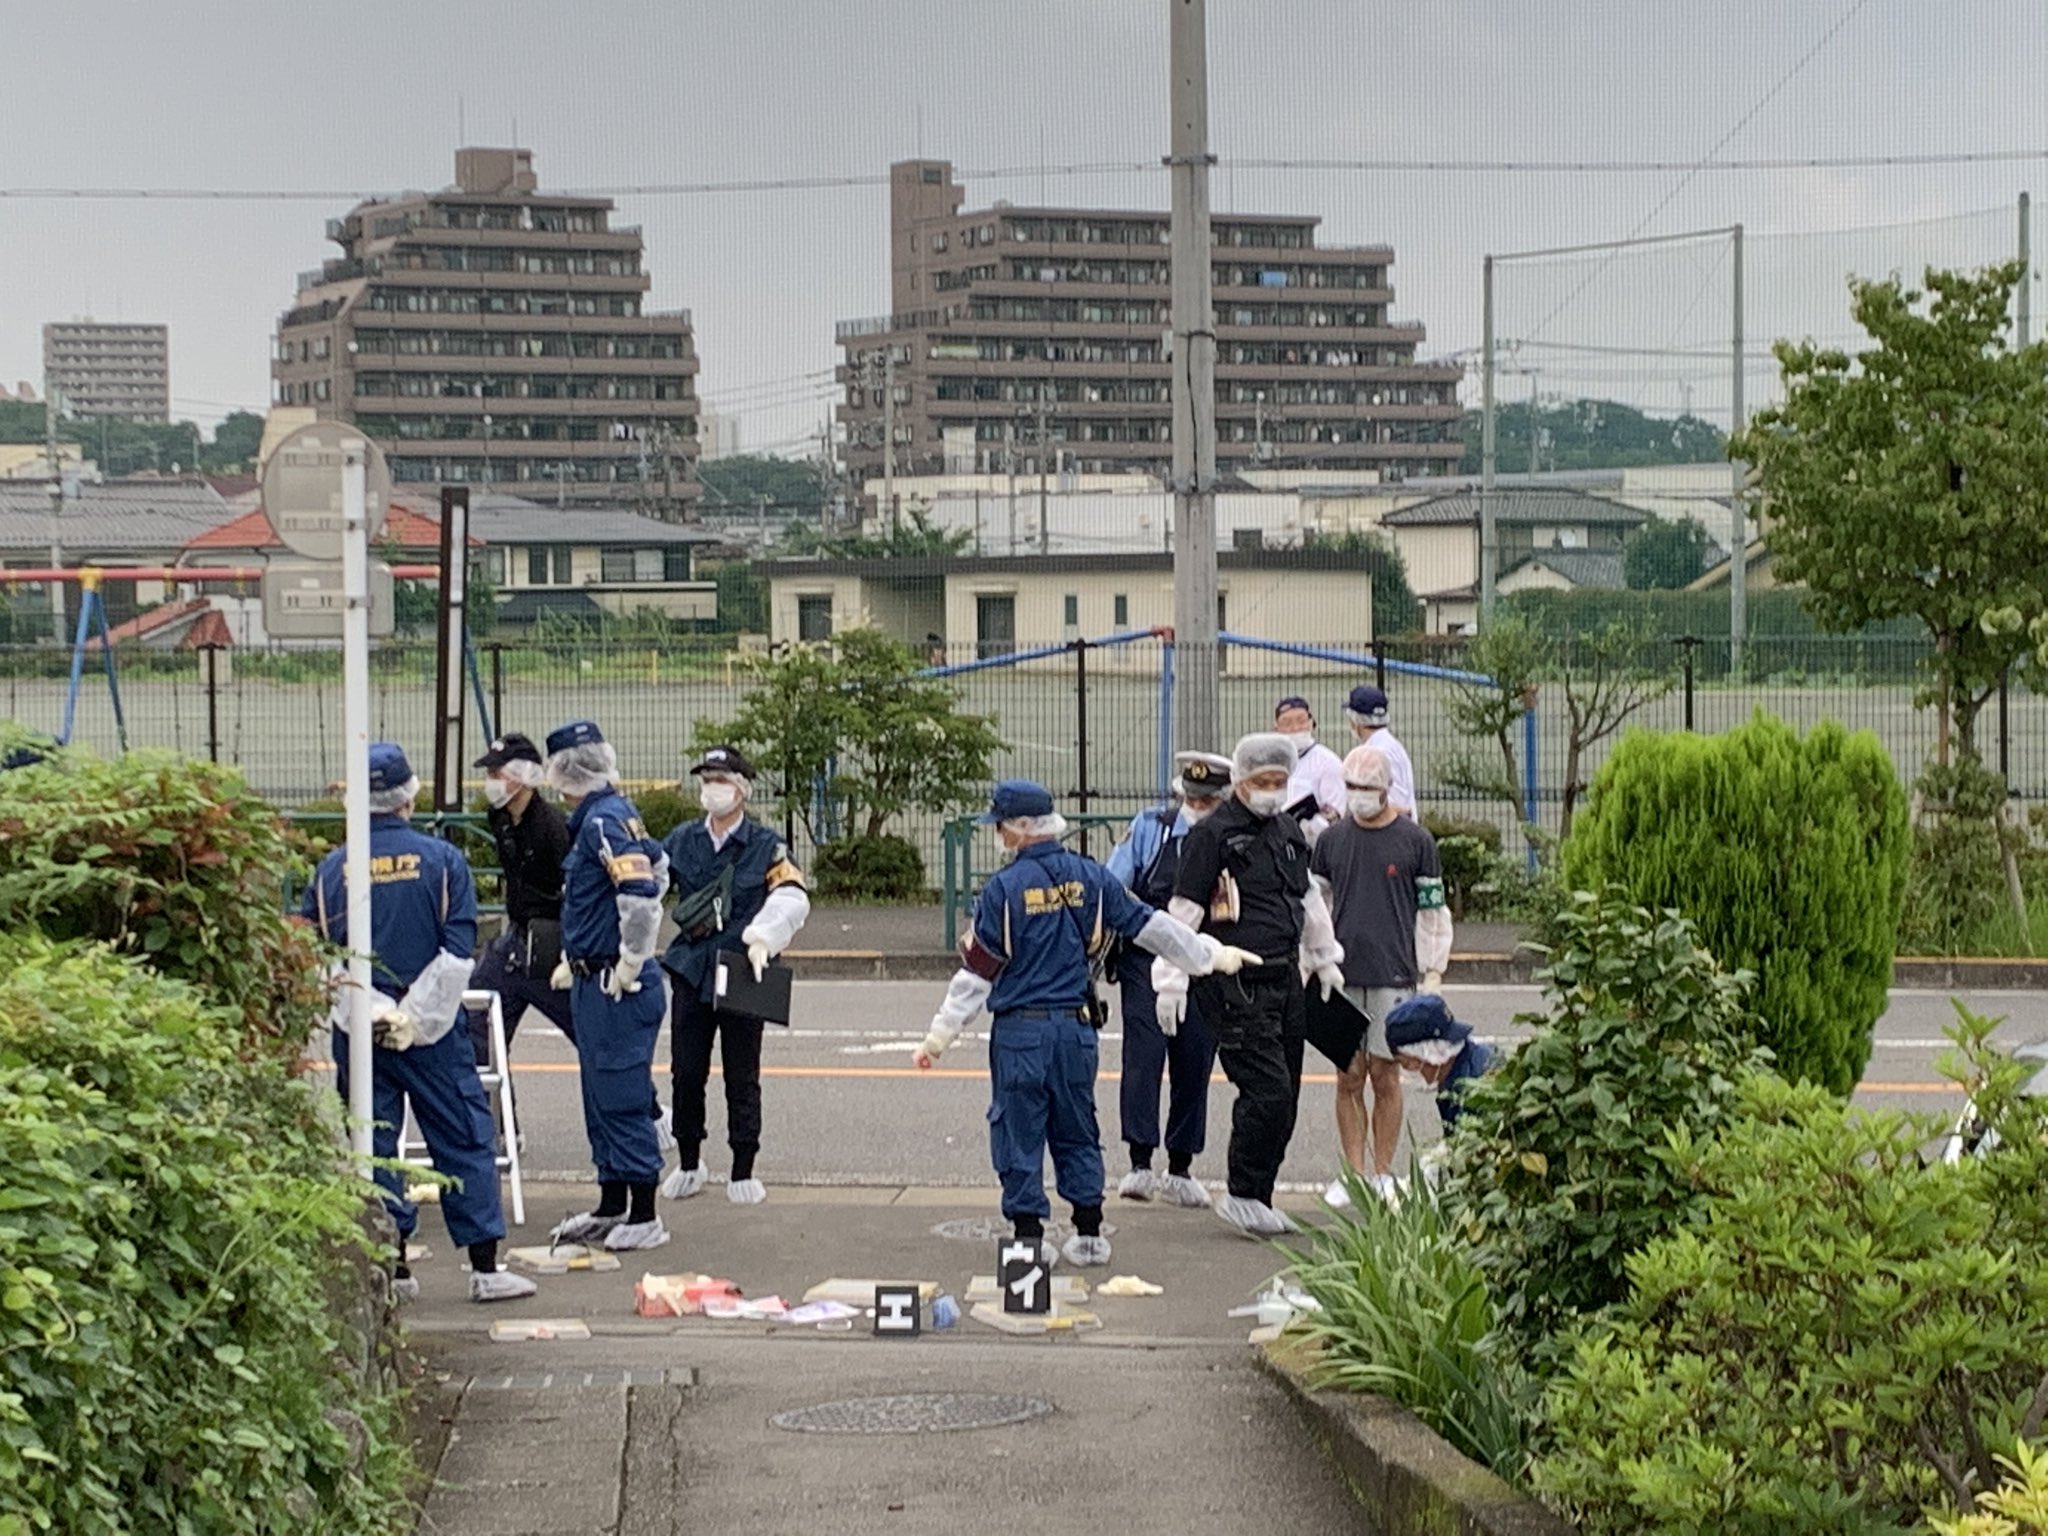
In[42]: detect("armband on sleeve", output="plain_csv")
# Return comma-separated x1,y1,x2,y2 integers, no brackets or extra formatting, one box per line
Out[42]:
959,932,1006,982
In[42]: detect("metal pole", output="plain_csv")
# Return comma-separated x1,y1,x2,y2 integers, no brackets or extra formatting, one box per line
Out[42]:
489,642,505,738
431,487,470,811
1072,638,1091,856
203,643,220,763
1521,692,1539,867
1480,255,1498,627
1168,0,1219,753
2000,667,2012,781
883,349,898,536
341,444,375,1167
1729,223,1746,678
45,380,65,645
1157,638,1176,797
2021,192,2033,348
1372,634,1387,691
1037,388,1051,555
1679,636,1698,731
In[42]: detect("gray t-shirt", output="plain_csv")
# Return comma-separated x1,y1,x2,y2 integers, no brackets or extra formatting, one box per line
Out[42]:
1311,815,1442,989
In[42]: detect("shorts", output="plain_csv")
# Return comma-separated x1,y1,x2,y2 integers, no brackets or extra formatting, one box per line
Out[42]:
1344,986,1413,1062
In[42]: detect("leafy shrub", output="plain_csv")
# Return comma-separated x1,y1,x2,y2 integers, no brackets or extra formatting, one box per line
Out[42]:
1422,813,1502,919
1902,758,2013,956
1561,712,1908,1095
0,935,408,1534
1934,1441,2048,1536
1533,1070,2048,1535
631,783,701,843
0,746,331,1066
1290,1170,1530,1477
1438,890,1766,1355
814,834,926,901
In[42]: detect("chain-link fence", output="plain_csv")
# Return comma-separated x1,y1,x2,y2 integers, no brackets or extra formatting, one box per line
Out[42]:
10,628,2040,885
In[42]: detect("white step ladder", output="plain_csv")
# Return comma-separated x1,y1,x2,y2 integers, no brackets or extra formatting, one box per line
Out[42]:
398,989,525,1226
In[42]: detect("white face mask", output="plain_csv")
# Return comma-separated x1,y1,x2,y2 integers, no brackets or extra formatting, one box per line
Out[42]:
1183,798,1219,823
1245,788,1288,818
482,776,513,810
1286,730,1316,755
1348,789,1386,822
700,781,744,818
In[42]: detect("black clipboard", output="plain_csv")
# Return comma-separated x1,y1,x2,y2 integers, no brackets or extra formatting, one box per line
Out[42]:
522,918,564,979
713,949,794,1026
1285,794,1320,823
1304,983,1371,1070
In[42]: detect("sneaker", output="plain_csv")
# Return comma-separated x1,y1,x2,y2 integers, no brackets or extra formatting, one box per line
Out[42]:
1117,1169,1157,1202
468,1269,538,1304
1061,1233,1112,1267
392,1273,421,1304
548,1209,623,1247
602,1216,672,1252
1367,1173,1405,1208
726,1177,766,1206
661,1161,707,1201
1323,1177,1354,1210
654,1107,676,1154
1158,1173,1212,1209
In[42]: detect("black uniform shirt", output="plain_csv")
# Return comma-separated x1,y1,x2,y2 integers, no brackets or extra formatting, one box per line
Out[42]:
1172,794,1309,971
489,793,571,928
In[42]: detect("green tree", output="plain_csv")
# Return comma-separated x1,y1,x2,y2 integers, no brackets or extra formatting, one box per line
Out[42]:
1562,713,1909,1094
1623,515,1712,590
694,643,852,850
697,453,829,520
1307,529,1420,635
1734,262,2048,765
205,410,265,470
829,629,1003,839
1458,396,1725,474
785,504,971,560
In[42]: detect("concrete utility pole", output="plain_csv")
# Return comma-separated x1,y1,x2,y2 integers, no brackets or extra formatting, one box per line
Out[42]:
883,348,898,536
1479,255,1498,625
1037,384,1051,554
44,378,64,643
2021,191,2033,349
1729,224,1746,677
1168,0,1220,751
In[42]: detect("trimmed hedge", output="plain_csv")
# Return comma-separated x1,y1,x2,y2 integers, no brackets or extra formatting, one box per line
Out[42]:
1561,713,1908,1095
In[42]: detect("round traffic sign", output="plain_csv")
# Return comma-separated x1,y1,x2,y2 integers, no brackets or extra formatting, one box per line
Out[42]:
259,421,392,562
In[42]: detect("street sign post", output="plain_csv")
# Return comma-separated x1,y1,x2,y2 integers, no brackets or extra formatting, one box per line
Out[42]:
260,424,390,1166
259,561,395,639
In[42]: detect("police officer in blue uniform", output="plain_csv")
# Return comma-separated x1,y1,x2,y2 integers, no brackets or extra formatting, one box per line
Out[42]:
1104,751,1235,1209
302,742,536,1304
539,721,675,1253
657,746,810,1207
915,780,1258,1266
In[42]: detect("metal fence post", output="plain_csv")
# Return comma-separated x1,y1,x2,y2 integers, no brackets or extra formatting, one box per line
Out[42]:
1999,666,2012,781
1372,634,1387,691
487,642,505,739
1072,637,1091,856
1521,690,1540,868
202,643,221,764
1676,635,1700,731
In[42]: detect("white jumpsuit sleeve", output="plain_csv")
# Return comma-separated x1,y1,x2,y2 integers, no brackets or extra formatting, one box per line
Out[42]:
1298,875,1345,977
1133,909,1224,975
395,949,477,1045
742,884,811,955
921,968,992,1061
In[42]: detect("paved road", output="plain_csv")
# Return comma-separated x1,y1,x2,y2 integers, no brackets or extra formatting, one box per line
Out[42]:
329,980,2048,1192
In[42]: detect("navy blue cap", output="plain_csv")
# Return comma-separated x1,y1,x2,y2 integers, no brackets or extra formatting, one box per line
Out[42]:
978,779,1055,824
545,719,605,755
691,745,757,780
1273,695,1314,720
1347,684,1390,724
367,742,414,793
1382,994,1472,1054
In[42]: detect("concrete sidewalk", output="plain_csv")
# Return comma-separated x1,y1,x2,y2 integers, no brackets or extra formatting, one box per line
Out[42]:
406,1181,1366,1535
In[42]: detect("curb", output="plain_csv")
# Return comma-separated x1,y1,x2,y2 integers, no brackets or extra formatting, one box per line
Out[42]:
1257,1337,1574,1536
784,949,2048,990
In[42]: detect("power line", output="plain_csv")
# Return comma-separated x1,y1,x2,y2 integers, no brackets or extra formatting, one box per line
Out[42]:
1,141,2036,201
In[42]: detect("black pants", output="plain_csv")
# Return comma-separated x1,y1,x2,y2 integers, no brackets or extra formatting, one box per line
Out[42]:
1192,967,1305,1204
670,990,764,1178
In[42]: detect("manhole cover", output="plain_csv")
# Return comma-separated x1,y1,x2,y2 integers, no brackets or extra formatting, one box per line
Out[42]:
772,1393,1053,1435
930,1217,1114,1243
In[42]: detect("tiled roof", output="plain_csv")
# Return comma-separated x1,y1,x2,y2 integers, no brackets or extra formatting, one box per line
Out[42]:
1503,549,1628,589
181,503,460,553
1381,489,1650,529
0,480,231,555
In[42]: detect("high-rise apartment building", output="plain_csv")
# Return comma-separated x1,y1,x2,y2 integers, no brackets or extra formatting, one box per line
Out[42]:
274,148,700,516
834,160,1462,490
43,321,171,422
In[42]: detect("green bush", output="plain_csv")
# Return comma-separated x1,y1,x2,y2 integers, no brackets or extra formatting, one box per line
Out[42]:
1290,1170,1530,1477
0,935,408,1534
1560,712,1908,1095
1902,758,2012,956
0,745,333,1066
814,834,926,901
1533,1070,2048,1535
631,784,701,843
1421,813,1502,919
1438,890,1766,1356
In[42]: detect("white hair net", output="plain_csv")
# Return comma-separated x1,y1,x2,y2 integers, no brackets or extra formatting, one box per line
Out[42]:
1233,732,1295,781
1001,813,1069,841
544,742,619,799
495,757,544,789
367,776,420,815
1342,745,1392,791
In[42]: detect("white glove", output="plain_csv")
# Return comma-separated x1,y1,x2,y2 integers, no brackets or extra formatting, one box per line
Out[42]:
372,1003,417,1051
1418,970,1443,996
602,960,644,1001
1211,945,1264,976
1314,962,1346,1002
914,1028,948,1070
742,929,772,982
1156,988,1186,1037
550,958,573,990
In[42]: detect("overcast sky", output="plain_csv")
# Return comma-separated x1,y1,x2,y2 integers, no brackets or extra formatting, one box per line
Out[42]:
3,0,2042,447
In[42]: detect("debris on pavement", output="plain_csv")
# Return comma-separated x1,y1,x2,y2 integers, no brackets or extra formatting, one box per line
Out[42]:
487,1319,592,1342
969,1301,1101,1335
1098,1274,1164,1298
803,1277,938,1305
701,1295,789,1321
506,1244,621,1275
780,1300,861,1327
635,1273,743,1317
966,1274,1088,1304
